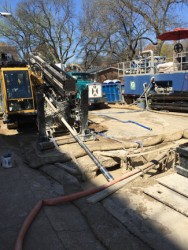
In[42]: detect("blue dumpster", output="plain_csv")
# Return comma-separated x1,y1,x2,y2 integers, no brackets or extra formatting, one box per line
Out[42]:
102,80,122,103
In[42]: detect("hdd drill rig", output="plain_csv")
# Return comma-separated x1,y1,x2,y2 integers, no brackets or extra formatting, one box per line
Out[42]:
0,52,113,181
29,53,91,148
30,53,113,181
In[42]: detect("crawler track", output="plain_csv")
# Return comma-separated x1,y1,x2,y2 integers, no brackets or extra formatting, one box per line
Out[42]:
149,92,188,112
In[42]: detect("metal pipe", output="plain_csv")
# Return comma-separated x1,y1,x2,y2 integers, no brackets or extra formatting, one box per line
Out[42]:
87,152,167,203
96,132,127,144
45,96,114,182
143,83,149,110
60,116,114,182
140,50,154,74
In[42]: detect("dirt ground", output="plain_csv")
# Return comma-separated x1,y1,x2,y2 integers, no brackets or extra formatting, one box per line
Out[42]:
0,106,188,250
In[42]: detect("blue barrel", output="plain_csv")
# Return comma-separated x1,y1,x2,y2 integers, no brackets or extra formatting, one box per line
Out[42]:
102,81,121,103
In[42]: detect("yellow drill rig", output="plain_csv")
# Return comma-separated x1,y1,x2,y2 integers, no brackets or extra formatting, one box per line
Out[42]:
0,53,113,181
0,53,90,139
0,61,42,128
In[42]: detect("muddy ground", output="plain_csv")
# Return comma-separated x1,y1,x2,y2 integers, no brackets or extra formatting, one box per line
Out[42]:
0,106,188,250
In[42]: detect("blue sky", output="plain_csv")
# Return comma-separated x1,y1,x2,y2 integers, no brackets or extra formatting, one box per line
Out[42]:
0,0,187,24
0,0,82,11
0,0,187,28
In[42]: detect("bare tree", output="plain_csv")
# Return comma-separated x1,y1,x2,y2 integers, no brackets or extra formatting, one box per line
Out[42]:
0,0,81,64
119,0,187,54
0,0,187,66
0,2,32,59
78,0,114,69
79,0,187,67
104,0,149,61
79,0,152,68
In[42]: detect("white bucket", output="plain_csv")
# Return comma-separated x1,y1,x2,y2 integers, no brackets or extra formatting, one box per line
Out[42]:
1,153,13,168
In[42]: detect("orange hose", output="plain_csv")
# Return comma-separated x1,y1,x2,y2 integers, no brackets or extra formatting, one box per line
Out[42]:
14,167,145,250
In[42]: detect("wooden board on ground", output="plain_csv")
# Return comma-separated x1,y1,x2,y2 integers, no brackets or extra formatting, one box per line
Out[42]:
157,173,188,198
144,184,188,217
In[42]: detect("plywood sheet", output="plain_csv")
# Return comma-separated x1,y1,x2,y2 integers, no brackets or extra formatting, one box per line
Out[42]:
144,184,188,217
157,173,188,198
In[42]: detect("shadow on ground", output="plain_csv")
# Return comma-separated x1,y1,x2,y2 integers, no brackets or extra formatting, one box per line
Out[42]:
0,130,185,250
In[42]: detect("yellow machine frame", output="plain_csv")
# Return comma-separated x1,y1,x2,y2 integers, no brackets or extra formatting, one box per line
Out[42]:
0,66,39,117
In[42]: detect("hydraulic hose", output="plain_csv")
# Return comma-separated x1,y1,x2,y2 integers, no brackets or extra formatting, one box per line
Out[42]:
14,152,167,250
98,114,152,131
14,170,140,250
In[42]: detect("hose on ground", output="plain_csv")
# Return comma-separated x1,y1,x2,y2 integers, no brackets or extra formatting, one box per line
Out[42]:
14,152,167,250
96,114,152,131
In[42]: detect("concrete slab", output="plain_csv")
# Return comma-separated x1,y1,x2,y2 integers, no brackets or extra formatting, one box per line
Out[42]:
0,224,22,250
0,167,36,230
74,198,150,250
44,203,89,232
19,163,65,199
41,164,81,194
23,212,64,250
1,109,188,250
0,165,64,250
22,142,72,169
57,231,105,250
105,182,188,250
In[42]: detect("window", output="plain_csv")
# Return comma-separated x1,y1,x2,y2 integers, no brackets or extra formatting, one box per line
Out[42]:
4,70,32,99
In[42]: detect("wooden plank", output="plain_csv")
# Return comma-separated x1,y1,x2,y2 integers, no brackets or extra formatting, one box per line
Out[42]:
87,172,141,204
87,152,168,204
144,184,188,217
157,173,188,198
